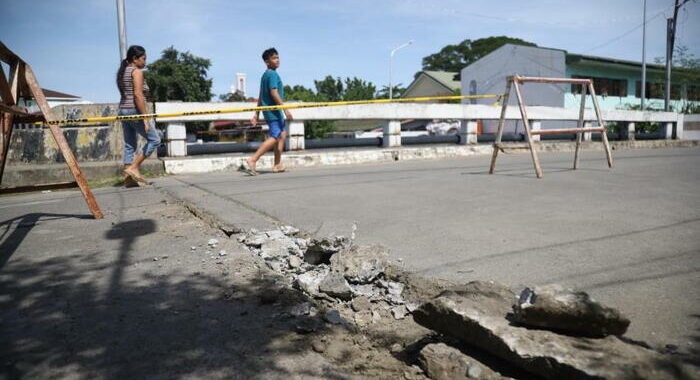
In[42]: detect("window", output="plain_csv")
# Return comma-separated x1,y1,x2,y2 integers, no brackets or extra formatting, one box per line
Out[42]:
635,81,682,100
571,76,627,97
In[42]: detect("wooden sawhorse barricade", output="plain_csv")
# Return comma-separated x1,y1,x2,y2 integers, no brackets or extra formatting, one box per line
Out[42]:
489,75,613,178
0,41,103,218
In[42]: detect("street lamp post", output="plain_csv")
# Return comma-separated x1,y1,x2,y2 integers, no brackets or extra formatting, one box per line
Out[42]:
116,0,127,60
389,40,413,100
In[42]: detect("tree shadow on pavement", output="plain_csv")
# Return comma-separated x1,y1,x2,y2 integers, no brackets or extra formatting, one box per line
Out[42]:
0,222,350,379
0,213,93,270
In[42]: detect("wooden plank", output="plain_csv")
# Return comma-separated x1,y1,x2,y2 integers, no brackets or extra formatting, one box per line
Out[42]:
512,79,543,178
0,103,31,116
8,62,20,105
495,143,532,150
574,84,587,170
587,83,614,168
0,181,78,194
516,76,592,85
489,79,512,174
0,112,14,185
0,41,21,64
23,64,104,219
530,127,604,135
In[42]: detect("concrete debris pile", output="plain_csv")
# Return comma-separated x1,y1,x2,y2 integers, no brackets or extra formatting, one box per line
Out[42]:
412,281,699,380
238,226,417,323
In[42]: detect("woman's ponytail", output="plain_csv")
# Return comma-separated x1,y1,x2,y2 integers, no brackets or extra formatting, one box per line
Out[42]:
116,45,146,96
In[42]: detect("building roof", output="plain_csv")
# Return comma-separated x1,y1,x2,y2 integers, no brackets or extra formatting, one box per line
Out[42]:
403,71,460,97
421,71,460,91
42,88,80,99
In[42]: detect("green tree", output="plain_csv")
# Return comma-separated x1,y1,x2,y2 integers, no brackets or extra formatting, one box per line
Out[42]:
375,84,406,99
146,46,214,102
422,36,537,77
314,76,344,101
343,77,376,101
218,91,247,102
146,47,214,132
284,85,317,102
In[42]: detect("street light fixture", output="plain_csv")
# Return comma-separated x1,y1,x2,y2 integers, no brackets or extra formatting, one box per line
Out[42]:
389,40,413,100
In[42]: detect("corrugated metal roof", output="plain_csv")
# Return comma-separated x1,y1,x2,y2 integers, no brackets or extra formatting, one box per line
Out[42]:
422,71,460,91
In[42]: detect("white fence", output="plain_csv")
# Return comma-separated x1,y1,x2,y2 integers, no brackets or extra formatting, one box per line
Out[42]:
155,102,688,157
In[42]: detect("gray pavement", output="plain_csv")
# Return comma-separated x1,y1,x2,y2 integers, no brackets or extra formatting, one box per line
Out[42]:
154,147,700,354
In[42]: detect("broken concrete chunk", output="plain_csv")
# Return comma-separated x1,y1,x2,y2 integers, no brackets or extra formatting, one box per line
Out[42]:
391,305,409,320
279,225,300,236
330,244,388,284
304,236,349,265
288,255,303,269
207,238,219,247
413,281,697,380
243,233,268,247
260,238,299,259
293,267,330,296
265,229,286,240
351,296,372,312
512,284,630,338
264,258,287,272
318,271,353,301
418,343,505,380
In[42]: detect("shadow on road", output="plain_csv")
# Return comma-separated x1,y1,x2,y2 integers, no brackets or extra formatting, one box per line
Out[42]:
0,213,93,270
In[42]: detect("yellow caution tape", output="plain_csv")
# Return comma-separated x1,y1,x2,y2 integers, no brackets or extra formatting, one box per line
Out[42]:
37,94,503,126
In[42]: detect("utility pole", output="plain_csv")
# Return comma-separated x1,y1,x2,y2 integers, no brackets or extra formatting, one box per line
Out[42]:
664,0,689,111
116,0,127,60
641,0,647,110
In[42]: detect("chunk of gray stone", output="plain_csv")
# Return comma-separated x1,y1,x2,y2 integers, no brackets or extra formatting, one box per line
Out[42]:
264,258,287,272
288,255,303,269
260,238,298,259
379,279,405,305
293,268,329,296
318,271,353,301
391,305,409,320
418,343,506,380
279,225,300,236
351,296,372,312
413,281,698,380
513,284,630,338
304,236,349,265
207,238,219,247
330,244,388,284
243,233,268,247
265,229,286,240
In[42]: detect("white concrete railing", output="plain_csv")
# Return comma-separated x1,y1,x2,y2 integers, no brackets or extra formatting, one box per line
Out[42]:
155,102,685,157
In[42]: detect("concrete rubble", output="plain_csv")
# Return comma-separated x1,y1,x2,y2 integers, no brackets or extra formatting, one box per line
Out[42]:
413,281,699,380
237,226,411,322
418,343,509,380
235,227,698,380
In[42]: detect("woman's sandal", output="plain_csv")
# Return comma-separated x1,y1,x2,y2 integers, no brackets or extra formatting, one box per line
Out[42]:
124,168,150,185
272,166,286,173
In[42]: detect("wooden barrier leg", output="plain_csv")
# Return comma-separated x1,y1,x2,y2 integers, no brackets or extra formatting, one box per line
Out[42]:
23,65,104,219
588,83,613,168
0,112,13,184
574,84,587,170
512,78,543,178
489,79,512,174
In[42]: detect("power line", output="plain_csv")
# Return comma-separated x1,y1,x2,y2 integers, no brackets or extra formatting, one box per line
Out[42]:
583,9,668,53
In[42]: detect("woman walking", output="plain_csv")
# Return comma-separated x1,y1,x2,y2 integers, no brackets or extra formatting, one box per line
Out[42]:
116,45,160,186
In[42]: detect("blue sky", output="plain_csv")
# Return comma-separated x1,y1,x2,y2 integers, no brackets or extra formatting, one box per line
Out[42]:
2,0,698,103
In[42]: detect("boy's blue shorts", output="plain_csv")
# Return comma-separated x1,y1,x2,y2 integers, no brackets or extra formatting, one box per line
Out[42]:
267,119,286,139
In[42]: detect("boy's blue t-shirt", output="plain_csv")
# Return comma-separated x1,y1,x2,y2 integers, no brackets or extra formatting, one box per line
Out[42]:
260,69,284,121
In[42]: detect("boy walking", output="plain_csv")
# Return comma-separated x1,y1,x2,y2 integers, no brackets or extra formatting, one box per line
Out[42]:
244,47,293,175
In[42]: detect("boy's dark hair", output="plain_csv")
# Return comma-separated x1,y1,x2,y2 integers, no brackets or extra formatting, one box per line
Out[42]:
262,48,278,61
